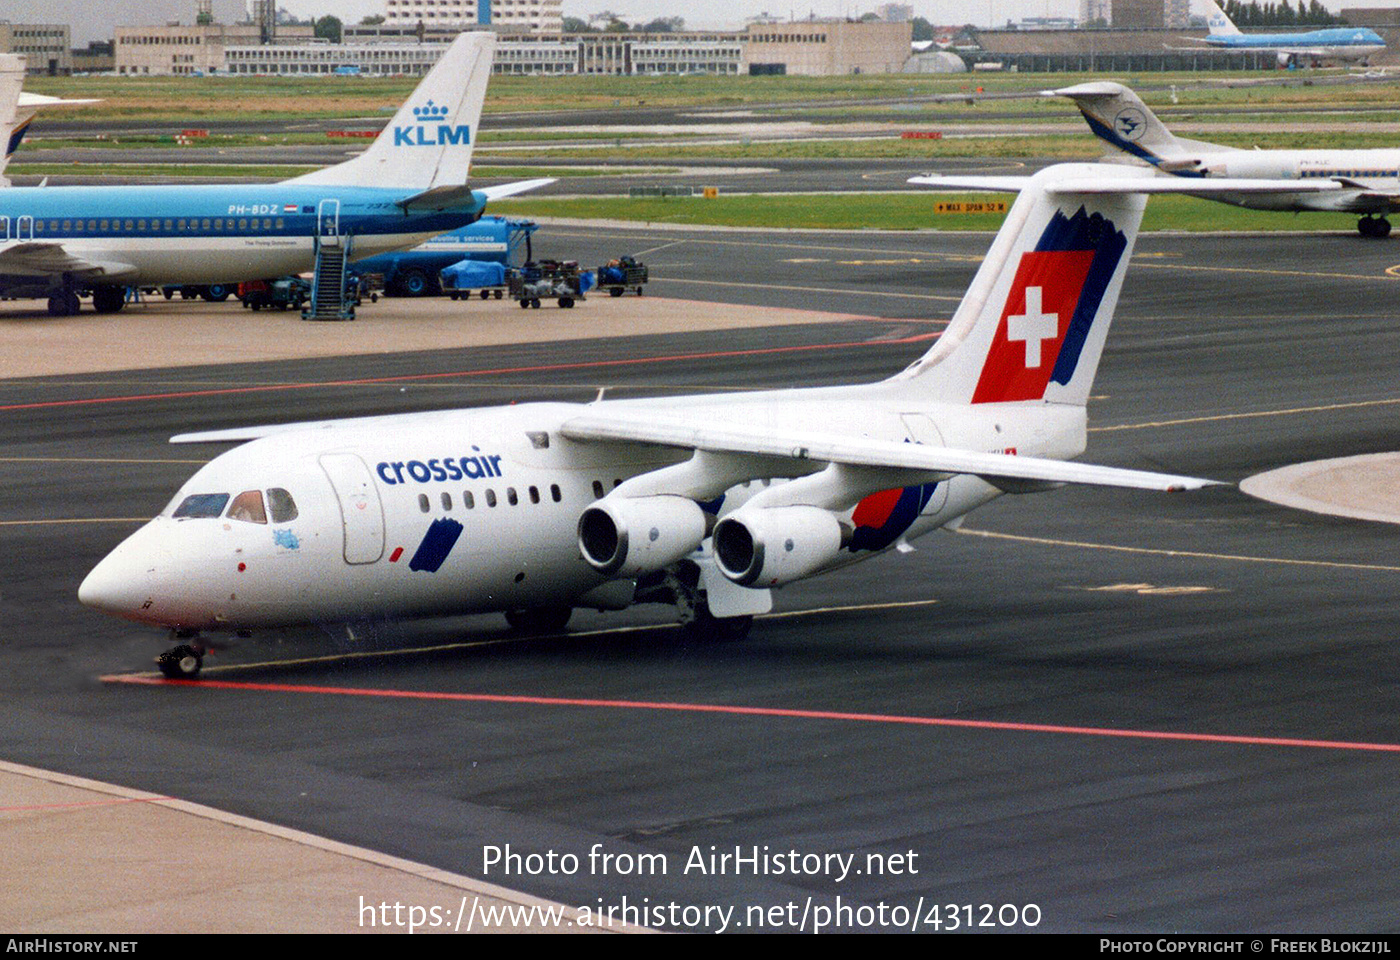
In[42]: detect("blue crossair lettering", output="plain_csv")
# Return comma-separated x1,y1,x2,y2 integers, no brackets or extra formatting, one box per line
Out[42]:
393,100,471,148
375,446,505,485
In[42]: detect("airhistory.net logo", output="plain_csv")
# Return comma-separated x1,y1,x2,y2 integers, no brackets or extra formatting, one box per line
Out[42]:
393,100,471,147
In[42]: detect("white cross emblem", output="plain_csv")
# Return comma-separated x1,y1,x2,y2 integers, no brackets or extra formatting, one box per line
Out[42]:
1006,286,1059,368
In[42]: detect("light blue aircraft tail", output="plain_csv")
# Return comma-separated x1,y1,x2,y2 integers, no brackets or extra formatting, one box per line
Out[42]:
1200,0,1244,36
288,31,495,193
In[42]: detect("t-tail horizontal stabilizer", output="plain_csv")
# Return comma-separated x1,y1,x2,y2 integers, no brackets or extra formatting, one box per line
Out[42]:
909,172,1346,195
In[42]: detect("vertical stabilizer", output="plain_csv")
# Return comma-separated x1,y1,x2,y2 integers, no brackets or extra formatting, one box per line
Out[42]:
1199,0,1244,36
890,164,1146,408
288,32,494,191
0,55,26,188
1052,81,1194,166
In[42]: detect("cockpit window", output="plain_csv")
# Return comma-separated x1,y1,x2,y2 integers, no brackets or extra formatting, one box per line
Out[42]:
267,487,298,523
172,493,230,519
227,490,267,524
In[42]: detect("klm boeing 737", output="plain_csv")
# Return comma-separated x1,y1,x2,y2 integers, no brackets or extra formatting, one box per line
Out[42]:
0,32,546,316
1186,0,1385,65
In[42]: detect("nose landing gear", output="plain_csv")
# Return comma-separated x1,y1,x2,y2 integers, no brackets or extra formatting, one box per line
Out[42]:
1358,216,1392,238
157,636,205,679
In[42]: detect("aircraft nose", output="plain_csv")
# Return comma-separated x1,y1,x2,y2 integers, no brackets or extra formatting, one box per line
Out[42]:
79,523,163,618
78,546,148,615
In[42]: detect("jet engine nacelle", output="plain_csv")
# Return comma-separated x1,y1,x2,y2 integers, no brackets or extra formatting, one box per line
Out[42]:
712,506,848,588
577,495,707,578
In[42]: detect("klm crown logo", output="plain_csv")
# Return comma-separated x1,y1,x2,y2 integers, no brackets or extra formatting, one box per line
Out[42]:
393,100,471,148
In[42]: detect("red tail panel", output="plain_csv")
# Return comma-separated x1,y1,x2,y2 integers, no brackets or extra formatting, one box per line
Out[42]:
970,250,1096,404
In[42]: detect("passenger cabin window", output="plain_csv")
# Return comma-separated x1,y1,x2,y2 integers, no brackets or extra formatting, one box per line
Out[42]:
507,487,519,506
267,487,298,523
418,493,430,513
551,484,562,503
592,480,604,499
172,492,229,519
529,485,540,504
441,492,452,510
463,490,475,509
227,490,267,524
486,489,497,508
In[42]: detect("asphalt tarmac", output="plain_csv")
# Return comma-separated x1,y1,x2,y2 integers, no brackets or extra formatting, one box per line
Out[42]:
6,224,1400,932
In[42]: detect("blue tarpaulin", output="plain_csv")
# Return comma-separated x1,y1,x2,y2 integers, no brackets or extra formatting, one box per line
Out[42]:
440,259,507,289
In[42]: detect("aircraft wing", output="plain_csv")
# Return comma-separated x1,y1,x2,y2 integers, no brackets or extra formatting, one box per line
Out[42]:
0,242,136,279
476,178,556,201
396,178,556,211
558,412,1221,493
909,174,1348,195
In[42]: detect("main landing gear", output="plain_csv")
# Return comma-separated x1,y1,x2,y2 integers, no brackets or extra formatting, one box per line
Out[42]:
157,633,204,679
504,605,573,634
1359,216,1392,238
638,564,754,642
46,290,81,316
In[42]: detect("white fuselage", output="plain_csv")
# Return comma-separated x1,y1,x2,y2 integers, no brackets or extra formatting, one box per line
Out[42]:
79,386,1085,632
1194,148,1400,213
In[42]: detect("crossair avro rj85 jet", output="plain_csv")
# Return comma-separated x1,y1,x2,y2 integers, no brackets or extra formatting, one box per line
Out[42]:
0,32,547,315
1045,80,1400,238
80,163,1256,678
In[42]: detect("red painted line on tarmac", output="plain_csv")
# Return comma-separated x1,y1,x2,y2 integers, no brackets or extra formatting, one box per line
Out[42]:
0,333,938,412
104,675,1400,755
0,796,175,813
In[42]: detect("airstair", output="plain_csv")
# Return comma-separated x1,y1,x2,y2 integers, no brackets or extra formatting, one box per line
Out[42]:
303,199,356,321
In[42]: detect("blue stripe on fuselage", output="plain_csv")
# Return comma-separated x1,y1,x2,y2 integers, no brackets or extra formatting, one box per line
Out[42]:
6,119,31,158
1079,111,1206,178
1207,28,1383,47
0,184,486,239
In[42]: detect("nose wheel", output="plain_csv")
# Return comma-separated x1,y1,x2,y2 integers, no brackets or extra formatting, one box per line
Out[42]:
157,641,204,679
1358,216,1392,238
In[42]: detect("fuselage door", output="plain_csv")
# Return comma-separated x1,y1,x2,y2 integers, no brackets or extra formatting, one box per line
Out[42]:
317,198,341,249
900,413,950,516
318,453,385,564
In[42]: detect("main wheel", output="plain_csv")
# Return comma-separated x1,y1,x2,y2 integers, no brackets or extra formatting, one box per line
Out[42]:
684,608,753,642
504,606,573,634
157,644,203,679
91,287,126,314
1377,218,1392,238
397,269,430,297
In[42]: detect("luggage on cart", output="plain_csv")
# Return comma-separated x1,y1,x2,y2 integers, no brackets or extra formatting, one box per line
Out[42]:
597,255,648,297
508,261,585,308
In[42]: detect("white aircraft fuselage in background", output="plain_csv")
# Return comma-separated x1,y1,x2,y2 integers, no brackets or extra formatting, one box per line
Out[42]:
1052,81,1400,236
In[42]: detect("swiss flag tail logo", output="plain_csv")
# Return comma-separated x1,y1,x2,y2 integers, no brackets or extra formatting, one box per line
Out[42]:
971,207,1128,405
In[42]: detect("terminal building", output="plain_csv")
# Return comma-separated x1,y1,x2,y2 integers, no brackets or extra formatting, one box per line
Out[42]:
384,0,563,34
742,20,912,75
115,23,313,75
0,24,72,75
